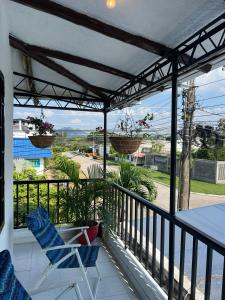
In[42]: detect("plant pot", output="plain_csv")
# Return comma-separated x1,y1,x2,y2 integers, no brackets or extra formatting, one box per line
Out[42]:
109,136,142,154
29,135,55,148
74,220,99,244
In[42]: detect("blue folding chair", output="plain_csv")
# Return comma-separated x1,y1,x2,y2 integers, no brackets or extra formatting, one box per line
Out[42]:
26,207,101,300
0,249,31,300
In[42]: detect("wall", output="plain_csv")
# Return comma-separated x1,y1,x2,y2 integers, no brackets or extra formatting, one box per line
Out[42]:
0,0,14,252
145,154,225,184
14,158,44,175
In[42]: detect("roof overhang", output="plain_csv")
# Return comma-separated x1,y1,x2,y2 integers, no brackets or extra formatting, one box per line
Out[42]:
8,0,225,112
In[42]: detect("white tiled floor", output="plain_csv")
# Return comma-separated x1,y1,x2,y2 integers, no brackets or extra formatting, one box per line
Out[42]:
13,241,138,300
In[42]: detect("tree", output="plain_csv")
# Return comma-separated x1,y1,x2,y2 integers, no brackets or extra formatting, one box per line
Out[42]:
13,168,58,226
108,161,157,202
218,118,225,135
192,124,219,149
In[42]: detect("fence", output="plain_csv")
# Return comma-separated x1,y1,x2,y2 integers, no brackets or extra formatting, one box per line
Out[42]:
145,154,225,184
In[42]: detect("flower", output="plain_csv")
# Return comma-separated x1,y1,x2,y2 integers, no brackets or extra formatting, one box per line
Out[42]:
26,116,55,135
114,113,154,137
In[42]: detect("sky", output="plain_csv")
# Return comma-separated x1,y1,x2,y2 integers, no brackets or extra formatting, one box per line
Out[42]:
13,66,225,133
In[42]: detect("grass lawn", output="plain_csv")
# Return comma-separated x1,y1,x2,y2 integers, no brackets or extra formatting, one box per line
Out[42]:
148,170,225,195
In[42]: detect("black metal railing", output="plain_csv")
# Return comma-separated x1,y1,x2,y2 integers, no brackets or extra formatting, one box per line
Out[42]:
14,179,71,228
109,182,225,300
13,179,102,228
14,179,225,299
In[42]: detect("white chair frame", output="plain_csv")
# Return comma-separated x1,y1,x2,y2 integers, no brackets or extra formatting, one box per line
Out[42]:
30,226,101,300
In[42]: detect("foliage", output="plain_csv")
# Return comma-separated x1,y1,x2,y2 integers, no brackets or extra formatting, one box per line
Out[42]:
151,142,165,153
54,157,106,224
218,118,225,135
87,131,105,144
13,168,58,226
26,116,54,135
111,113,154,138
108,161,157,201
192,147,225,161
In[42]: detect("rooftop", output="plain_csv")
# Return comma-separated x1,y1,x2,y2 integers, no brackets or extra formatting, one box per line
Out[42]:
13,138,53,159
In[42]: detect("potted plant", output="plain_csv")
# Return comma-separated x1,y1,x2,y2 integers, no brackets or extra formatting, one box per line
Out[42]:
26,116,55,148
108,113,153,154
54,157,106,244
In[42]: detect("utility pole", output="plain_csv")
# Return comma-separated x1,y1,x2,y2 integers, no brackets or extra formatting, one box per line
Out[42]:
177,80,196,211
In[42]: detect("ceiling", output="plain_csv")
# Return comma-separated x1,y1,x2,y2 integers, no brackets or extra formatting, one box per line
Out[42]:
7,0,225,110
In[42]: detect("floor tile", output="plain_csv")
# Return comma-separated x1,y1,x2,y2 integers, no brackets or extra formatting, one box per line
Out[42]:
14,241,138,300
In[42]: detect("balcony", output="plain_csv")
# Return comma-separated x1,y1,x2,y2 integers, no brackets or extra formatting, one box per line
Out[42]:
13,179,225,299
14,240,138,300
0,1,225,299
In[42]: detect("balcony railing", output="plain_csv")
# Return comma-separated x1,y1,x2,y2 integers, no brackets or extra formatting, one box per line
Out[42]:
14,179,225,299
13,179,100,228
109,183,225,300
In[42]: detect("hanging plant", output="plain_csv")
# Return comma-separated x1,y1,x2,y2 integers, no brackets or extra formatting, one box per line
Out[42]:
26,114,55,148
109,113,154,154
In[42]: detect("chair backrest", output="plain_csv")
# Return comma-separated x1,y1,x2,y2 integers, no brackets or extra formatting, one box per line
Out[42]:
26,207,100,269
0,250,31,300
26,207,69,265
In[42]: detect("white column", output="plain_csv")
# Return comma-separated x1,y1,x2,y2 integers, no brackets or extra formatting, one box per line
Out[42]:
0,0,14,252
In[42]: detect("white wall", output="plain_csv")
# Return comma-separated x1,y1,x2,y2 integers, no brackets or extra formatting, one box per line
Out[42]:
0,0,14,252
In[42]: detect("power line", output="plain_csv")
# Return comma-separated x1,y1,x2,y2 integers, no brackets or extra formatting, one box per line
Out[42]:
196,78,225,88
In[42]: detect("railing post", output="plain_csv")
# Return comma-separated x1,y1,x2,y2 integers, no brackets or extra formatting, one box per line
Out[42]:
168,53,178,299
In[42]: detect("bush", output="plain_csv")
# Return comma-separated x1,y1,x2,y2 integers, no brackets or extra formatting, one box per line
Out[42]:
193,147,225,161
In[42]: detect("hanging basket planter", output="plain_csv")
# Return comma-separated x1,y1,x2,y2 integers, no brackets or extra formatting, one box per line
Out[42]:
109,136,142,154
29,135,55,148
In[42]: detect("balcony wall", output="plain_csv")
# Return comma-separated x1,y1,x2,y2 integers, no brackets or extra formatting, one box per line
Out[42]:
0,0,14,251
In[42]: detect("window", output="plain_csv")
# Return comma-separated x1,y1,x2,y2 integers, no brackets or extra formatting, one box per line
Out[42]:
0,71,4,232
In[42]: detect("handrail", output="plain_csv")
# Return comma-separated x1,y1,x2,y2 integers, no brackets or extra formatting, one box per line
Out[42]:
111,182,225,256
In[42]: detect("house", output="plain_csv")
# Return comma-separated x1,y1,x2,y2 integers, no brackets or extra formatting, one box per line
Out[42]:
0,1,224,299
13,138,53,174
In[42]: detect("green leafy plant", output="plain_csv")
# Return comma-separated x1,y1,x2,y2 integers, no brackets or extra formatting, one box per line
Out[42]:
108,160,157,201
54,157,106,225
111,113,154,138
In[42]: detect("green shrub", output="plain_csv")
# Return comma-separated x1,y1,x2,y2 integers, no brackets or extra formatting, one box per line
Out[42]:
192,147,225,161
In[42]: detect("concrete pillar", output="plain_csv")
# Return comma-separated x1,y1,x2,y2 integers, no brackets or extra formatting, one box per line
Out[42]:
0,0,14,252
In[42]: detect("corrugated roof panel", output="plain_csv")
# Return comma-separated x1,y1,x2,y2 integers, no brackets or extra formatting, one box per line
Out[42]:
13,138,53,159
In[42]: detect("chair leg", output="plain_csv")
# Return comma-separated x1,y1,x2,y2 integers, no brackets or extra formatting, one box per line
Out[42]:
75,249,95,300
74,283,83,300
96,263,101,280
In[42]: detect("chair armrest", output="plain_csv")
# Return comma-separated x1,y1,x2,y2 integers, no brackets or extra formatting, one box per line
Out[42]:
41,243,81,253
59,226,89,233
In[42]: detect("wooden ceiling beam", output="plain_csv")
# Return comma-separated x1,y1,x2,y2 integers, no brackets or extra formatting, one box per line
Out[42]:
11,0,170,56
28,45,135,80
11,0,212,73
10,36,108,99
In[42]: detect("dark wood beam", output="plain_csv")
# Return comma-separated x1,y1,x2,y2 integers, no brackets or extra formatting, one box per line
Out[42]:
11,0,170,56
28,45,135,80
10,36,108,99
11,0,212,73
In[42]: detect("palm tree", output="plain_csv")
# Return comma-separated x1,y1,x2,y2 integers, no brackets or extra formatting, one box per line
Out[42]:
54,156,105,225
108,160,157,201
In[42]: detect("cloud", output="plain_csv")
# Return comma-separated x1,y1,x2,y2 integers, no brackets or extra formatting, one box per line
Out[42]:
43,110,54,117
195,67,225,95
70,118,81,125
